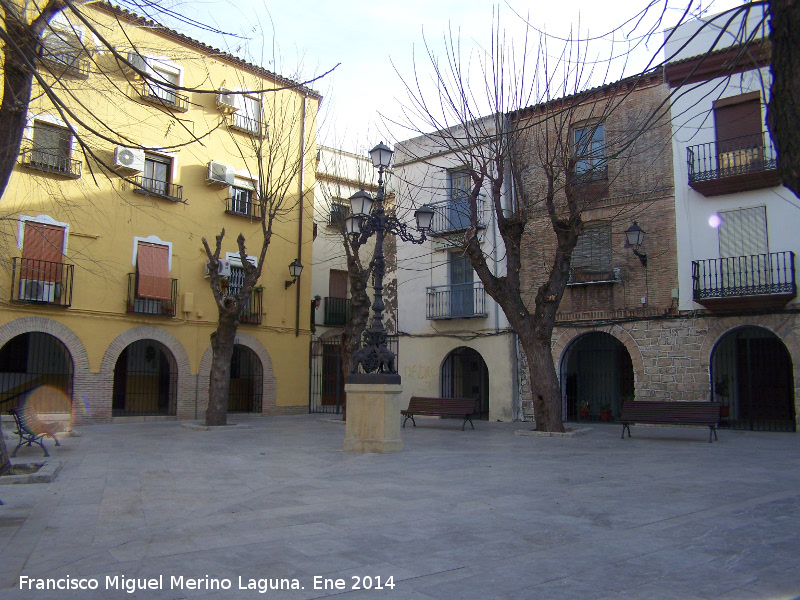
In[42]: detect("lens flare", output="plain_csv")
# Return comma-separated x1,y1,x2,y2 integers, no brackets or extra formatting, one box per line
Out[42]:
708,213,722,228
21,385,72,431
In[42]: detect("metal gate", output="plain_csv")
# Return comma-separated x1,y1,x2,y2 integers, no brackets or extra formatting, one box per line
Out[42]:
0,332,73,414
112,340,177,417
441,347,489,420
228,344,263,413
560,332,634,423
309,335,399,414
711,326,796,432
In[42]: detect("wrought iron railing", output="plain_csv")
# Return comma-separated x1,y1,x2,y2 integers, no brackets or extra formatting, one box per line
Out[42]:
238,288,263,325
141,80,189,111
426,281,488,320
41,49,90,78
324,296,350,326
10,258,73,307
20,149,82,178
692,251,796,300
126,273,177,316
230,113,265,136
225,196,262,219
132,175,183,201
687,131,777,184
429,193,488,234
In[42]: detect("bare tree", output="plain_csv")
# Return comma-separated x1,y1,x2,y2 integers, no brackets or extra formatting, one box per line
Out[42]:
394,14,673,431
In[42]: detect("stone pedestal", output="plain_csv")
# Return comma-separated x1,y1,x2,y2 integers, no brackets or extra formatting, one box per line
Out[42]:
343,380,403,453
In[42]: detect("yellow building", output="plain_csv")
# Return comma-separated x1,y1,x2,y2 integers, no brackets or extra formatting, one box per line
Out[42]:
0,3,318,424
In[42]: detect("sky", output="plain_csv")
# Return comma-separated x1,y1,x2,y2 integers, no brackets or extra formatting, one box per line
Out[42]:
159,0,744,155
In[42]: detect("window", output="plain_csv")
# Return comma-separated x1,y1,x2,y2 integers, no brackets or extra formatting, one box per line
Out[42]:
448,169,471,230
449,252,475,316
138,153,176,198
232,94,262,134
136,242,171,300
718,206,768,259
227,177,257,216
571,222,612,282
41,28,87,76
328,201,349,227
324,270,349,326
19,221,66,302
572,122,606,182
714,92,764,171
26,121,79,177
147,66,180,107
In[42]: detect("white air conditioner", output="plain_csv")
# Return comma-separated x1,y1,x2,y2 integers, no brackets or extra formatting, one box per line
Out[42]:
204,259,232,278
114,146,145,172
206,161,234,186
216,88,238,113
19,279,56,302
125,50,148,76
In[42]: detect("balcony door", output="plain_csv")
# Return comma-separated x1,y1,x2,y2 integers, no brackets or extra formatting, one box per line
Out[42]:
449,252,474,317
718,206,769,293
714,93,763,173
448,169,471,231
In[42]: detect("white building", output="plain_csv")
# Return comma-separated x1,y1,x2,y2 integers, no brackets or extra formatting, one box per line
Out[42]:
665,6,799,431
394,121,518,421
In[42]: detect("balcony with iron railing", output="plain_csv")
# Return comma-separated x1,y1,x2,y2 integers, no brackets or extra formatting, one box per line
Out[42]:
429,193,488,235
41,49,90,78
225,196,263,219
692,251,796,310
323,296,350,327
140,81,189,112
10,258,73,307
230,113,266,136
19,148,82,178
237,288,263,325
132,175,183,202
687,131,780,196
126,273,177,317
426,281,488,320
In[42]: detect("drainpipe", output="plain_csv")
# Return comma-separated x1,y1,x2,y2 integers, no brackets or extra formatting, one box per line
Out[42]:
296,92,308,337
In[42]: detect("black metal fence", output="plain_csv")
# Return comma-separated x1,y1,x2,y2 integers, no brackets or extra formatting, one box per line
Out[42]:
228,345,263,413
687,131,777,183
142,81,189,111
324,297,350,326
11,258,74,307
429,194,487,234
0,332,73,414
133,175,183,201
127,273,177,317
427,281,487,320
692,251,796,300
112,340,177,417
226,196,263,219
20,148,82,178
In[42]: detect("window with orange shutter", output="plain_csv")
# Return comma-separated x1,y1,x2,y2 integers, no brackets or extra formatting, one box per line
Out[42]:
136,242,171,300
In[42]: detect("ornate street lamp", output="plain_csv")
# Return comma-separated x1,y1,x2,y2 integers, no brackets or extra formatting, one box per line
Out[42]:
345,142,433,382
625,221,647,268
284,258,303,288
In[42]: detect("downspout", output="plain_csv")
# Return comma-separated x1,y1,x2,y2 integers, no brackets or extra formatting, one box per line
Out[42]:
296,92,308,337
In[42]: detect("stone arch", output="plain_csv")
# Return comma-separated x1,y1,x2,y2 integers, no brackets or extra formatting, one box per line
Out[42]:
0,317,90,423
701,317,800,429
440,346,490,420
100,326,192,422
553,325,644,385
198,332,276,417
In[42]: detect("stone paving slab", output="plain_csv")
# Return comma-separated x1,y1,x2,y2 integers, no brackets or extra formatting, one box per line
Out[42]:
1,416,799,600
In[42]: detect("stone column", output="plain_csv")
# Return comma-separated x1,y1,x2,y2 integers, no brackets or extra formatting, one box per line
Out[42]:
343,378,403,453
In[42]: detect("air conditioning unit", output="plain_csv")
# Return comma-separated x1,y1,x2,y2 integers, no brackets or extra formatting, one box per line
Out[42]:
204,259,232,278
125,50,148,76
206,161,234,186
216,88,238,113
114,146,145,172
19,279,55,302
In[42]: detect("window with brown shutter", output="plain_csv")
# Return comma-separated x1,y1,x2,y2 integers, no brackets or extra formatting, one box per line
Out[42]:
136,242,171,300
571,222,612,281
714,92,764,169
21,222,64,282
328,270,348,299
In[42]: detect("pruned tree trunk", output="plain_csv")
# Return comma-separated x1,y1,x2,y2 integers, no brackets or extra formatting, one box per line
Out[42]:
205,312,238,426
0,434,12,477
767,0,800,200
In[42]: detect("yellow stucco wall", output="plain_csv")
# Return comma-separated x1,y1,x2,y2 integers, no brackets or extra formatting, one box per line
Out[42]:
0,4,317,414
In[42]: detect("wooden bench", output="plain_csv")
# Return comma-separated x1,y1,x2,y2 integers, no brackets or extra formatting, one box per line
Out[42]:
401,397,478,431
8,408,62,457
619,401,720,443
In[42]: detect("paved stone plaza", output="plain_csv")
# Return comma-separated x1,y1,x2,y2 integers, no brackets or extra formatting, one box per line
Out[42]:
1,416,799,599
